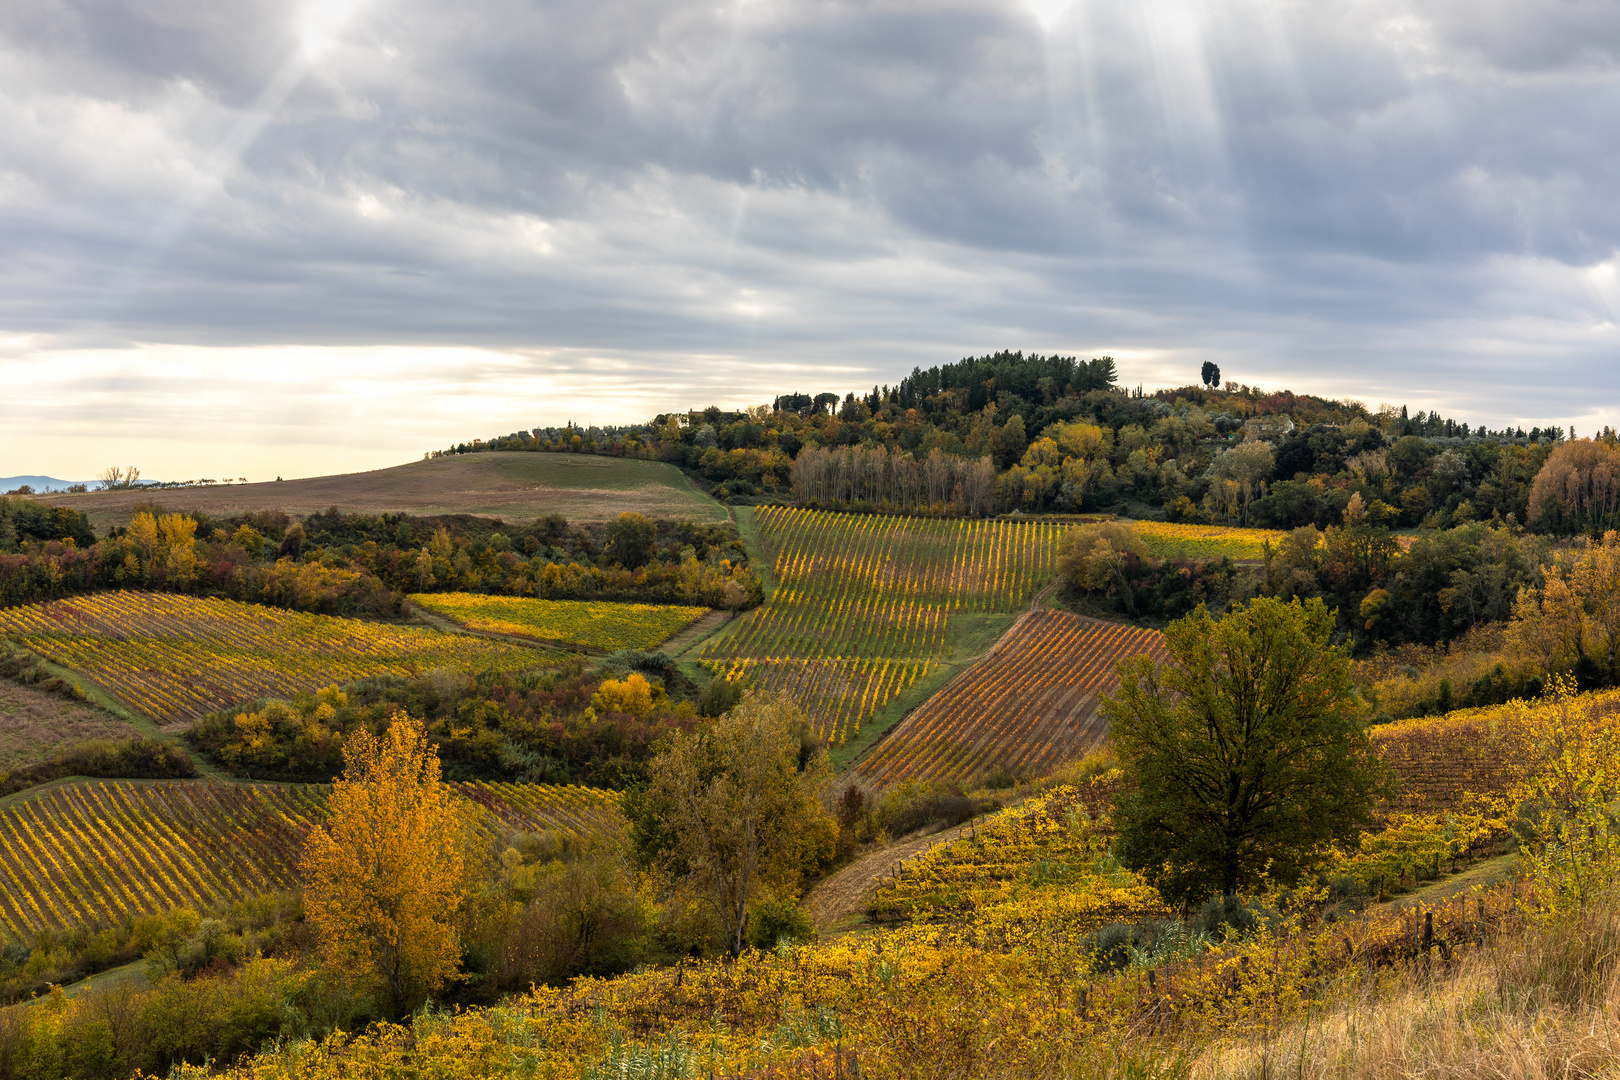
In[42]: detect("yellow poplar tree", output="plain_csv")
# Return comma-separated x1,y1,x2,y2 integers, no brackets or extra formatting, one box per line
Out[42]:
302,713,468,1015
126,511,160,577
159,512,198,584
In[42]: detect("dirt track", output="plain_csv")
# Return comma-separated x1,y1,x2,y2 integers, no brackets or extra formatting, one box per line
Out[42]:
803,827,964,935
662,609,732,657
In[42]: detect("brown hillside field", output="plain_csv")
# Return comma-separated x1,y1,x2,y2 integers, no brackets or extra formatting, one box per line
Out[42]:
35,452,727,530
0,682,143,770
851,608,1168,790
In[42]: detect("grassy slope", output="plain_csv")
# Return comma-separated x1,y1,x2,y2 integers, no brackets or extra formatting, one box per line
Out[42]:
730,507,776,598
1191,896,1618,1080
0,641,227,780
0,679,146,771
36,453,728,530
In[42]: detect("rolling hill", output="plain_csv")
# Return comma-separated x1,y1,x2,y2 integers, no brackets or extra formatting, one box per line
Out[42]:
33,453,727,530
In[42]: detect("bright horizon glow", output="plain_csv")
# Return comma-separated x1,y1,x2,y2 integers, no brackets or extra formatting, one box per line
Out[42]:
2,339,1609,483
3,0,1617,479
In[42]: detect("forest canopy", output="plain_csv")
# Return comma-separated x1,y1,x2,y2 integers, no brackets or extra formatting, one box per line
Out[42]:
430,351,1576,532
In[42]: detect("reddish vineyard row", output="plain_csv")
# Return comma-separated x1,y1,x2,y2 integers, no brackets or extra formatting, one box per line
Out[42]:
699,508,1062,742
0,779,622,942
853,609,1168,789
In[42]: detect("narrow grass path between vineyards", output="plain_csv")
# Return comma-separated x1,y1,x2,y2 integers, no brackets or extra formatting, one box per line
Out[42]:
730,506,776,599
1371,853,1521,914
662,610,732,658
804,812,1010,938
1,640,227,780
831,612,1018,771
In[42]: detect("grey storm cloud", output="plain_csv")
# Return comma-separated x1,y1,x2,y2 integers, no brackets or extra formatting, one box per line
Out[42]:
1,0,1617,430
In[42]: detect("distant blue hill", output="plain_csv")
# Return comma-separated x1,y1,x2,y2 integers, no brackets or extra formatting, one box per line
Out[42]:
1,475,94,492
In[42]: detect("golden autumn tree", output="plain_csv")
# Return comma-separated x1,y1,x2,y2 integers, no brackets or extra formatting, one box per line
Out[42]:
301,713,468,1015
1509,533,1620,684
126,511,160,571
159,512,198,584
1573,531,1620,682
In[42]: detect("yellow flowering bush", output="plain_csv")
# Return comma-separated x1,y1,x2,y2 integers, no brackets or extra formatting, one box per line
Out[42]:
591,672,663,715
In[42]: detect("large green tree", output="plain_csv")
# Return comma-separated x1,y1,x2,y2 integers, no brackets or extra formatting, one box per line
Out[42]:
625,690,835,955
1102,596,1387,904
604,511,658,569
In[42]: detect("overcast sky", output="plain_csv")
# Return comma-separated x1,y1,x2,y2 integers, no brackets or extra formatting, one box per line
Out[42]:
3,0,1617,480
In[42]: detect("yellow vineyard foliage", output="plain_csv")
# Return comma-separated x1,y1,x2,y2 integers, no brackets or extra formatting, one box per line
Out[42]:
1130,520,1286,561
409,592,706,651
0,592,549,723
143,690,1620,1079
0,778,621,944
699,508,1063,744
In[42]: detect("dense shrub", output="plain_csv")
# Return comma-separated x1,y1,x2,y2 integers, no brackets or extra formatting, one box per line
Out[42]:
189,666,701,787
1193,894,1277,937
0,737,195,797
461,835,649,997
746,893,817,948
698,673,746,717
0,893,304,1008
877,784,987,837
0,646,86,701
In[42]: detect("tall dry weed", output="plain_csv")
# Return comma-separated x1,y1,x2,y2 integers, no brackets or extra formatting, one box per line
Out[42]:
1189,901,1620,1080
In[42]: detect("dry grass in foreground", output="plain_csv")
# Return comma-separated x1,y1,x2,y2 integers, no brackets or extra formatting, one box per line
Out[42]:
1180,900,1620,1080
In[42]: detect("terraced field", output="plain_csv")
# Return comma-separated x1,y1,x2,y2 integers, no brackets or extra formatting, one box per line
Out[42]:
852,609,1168,789
0,779,623,942
699,508,1063,745
0,592,548,725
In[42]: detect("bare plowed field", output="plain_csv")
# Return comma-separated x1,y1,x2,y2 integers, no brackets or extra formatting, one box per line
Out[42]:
36,453,726,529
851,609,1167,789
